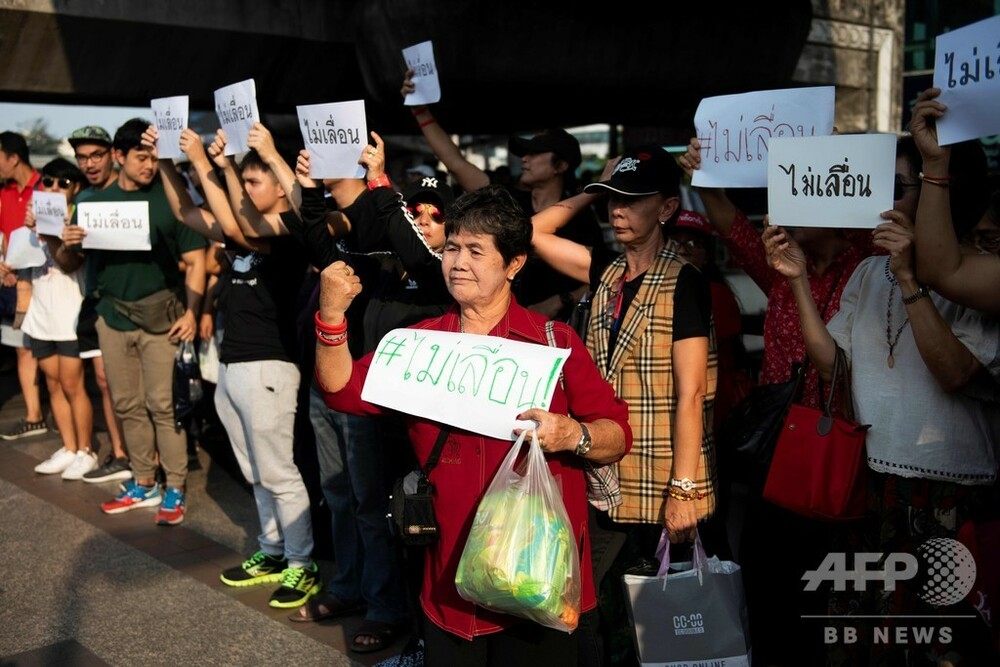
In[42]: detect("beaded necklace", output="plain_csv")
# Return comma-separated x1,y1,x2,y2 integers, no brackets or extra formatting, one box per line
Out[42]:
884,258,909,369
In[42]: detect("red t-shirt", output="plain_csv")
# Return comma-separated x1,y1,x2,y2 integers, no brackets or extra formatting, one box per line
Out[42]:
0,169,41,244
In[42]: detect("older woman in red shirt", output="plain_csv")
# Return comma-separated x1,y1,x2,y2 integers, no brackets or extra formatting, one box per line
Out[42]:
316,184,631,666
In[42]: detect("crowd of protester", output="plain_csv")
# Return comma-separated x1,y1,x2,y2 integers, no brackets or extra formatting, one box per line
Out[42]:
0,75,998,667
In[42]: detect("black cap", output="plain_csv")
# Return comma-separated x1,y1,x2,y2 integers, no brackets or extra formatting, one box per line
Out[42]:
508,129,582,171
402,175,455,209
584,144,681,198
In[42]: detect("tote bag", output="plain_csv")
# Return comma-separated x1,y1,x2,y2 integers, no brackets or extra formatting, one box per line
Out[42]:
623,530,751,666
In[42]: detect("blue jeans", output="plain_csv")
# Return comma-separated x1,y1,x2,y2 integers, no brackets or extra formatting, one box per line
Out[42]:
308,382,410,627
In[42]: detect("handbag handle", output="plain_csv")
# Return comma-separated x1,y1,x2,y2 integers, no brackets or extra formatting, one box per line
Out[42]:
817,346,856,435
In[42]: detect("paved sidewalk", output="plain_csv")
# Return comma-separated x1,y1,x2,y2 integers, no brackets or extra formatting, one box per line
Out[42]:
0,365,395,667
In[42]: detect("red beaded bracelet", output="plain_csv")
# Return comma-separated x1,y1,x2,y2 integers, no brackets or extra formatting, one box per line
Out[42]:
410,105,429,116
314,310,347,335
367,174,392,191
418,118,437,129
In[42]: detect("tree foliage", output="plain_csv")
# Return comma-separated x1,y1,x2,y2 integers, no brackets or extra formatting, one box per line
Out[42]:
16,118,61,155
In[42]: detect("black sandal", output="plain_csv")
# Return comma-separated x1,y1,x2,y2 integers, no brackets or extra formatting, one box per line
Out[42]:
349,619,405,654
288,593,364,622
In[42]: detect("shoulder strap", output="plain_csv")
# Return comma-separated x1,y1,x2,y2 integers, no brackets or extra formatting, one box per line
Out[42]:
545,320,565,390
421,425,452,477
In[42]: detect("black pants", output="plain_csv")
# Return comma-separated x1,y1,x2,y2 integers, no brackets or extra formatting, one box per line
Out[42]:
423,613,578,667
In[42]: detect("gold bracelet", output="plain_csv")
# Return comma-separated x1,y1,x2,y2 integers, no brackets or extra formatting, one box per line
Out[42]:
666,488,705,502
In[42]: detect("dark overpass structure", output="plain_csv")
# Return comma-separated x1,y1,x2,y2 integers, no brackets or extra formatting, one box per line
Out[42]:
1,1,813,139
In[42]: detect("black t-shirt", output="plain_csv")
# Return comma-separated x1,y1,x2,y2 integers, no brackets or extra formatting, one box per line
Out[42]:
220,232,307,364
507,187,608,313
589,255,711,366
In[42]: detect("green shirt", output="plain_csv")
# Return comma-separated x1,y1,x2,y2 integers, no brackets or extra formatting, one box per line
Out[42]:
71,178,208,331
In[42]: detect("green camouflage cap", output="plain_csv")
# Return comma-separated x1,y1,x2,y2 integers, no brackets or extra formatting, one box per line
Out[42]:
68,126,112,148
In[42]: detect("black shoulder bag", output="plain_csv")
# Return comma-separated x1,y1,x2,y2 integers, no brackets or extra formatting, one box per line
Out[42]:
388,426,451,546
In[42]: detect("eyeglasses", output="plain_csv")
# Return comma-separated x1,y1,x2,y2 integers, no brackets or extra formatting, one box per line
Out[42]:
672,238,706,251
41,176,73,189
894,174,920,201
74,148,109,165
970,231,1000,254
407,203,444,223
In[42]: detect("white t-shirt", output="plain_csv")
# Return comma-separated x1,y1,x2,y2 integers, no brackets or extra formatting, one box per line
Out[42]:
826,256,1000,485
20,247,84,342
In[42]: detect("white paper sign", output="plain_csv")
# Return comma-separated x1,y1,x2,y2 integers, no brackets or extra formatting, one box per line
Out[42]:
5,227,47,269
214,79,260,156
767,134,896,229
402,41,441,106
933,15,1000,145
151,95,189,159
77,201,152,251
361,328,571,440
296,100,368,179
692,87,835,188
32,191,68,237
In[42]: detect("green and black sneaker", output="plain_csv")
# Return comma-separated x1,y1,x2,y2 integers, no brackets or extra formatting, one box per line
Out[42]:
268,562,322,609
220,551,288,587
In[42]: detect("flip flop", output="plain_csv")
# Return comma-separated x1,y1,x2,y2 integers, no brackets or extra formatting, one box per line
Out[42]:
288,593,365,622
349,619,406,654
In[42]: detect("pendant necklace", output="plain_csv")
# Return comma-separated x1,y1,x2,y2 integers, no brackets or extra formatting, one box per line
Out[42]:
884,261,909,369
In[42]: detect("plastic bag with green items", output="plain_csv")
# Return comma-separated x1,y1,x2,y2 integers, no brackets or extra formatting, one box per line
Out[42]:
455,429,582,633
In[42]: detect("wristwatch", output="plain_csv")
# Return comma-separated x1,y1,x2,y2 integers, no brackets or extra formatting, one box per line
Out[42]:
670,478,697,493
902,285,930,305
574,422,592,457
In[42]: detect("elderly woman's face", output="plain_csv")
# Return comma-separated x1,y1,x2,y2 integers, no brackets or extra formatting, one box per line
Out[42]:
607,194,671,247
442,230,523,307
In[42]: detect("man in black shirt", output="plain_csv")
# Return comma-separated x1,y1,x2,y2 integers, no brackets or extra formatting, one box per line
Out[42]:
148,124,320,611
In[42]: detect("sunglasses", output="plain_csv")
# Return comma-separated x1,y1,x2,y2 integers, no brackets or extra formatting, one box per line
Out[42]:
894,174,920,201
407,202,444,223
74,148,109,165
41,176,73,189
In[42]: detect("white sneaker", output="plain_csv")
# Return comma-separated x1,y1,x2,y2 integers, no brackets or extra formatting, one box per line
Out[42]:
61,450,99,480
34,448,79,475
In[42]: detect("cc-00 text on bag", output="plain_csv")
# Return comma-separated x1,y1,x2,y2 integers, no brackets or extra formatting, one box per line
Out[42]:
623,529,751,666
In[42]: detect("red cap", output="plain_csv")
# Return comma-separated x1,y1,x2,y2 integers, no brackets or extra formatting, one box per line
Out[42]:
673,210,712,235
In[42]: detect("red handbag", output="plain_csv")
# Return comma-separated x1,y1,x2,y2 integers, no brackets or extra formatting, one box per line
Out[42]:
763,347,871,521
